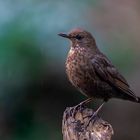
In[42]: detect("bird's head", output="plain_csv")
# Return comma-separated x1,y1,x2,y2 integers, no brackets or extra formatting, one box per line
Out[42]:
58,28,96,48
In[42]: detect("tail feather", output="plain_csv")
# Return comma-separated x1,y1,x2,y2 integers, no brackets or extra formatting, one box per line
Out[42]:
119,92,140,103
136,96,140,103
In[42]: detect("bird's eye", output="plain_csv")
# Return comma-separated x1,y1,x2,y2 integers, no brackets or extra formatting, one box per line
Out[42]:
75,35,83,40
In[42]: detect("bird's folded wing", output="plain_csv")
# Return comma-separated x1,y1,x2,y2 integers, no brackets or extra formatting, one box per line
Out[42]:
91,55,136,99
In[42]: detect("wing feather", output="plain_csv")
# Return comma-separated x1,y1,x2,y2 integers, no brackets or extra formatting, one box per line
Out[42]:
91,54,136,99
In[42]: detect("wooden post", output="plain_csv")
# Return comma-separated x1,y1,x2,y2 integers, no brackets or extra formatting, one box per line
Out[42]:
62,107,114,140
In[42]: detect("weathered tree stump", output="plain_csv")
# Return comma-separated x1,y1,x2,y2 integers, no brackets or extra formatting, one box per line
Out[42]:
62,107,113,140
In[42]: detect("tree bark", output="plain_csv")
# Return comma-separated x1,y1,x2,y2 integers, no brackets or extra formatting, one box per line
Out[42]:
62,107,113,140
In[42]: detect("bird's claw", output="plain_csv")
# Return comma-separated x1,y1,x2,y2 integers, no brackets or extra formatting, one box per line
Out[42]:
85,112,98,129
69,102,86,118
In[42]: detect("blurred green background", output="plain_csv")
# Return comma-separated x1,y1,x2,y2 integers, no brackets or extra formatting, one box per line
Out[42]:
0,0,140,140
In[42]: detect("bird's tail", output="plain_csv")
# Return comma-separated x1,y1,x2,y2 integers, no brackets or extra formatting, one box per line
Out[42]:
123,95,140,103
135,96,140,103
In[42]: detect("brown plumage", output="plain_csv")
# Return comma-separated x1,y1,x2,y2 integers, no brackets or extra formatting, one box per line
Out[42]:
58,28,140,105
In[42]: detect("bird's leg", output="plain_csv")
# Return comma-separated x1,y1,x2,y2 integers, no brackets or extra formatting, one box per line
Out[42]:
70,97,93,118
85,101,105,128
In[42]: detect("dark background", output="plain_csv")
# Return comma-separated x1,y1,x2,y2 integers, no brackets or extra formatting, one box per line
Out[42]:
0,0,140,140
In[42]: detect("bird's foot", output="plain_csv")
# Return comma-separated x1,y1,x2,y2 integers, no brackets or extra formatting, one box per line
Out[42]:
64,102,86,120
69,98,93,118
85,101,105,128
85,111,98,129
69,102,86,118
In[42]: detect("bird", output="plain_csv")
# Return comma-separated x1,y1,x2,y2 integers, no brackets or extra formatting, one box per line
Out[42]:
58,28,140,117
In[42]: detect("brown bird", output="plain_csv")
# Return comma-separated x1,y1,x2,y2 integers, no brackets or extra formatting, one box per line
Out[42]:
58,28,140,116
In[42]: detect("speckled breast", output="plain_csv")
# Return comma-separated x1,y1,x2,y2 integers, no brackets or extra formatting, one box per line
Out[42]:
66,47,94,96
65,47,113,98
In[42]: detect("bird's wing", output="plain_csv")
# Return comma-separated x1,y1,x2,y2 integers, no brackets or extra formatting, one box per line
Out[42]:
91,54,137,99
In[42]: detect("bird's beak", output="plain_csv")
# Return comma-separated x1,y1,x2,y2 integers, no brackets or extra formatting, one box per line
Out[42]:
58,33,71,39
